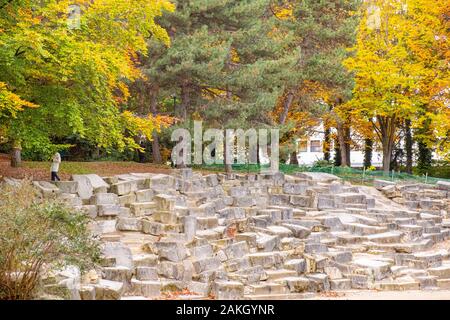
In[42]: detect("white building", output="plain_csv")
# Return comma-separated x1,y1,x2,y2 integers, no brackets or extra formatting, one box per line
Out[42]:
295,124,383,167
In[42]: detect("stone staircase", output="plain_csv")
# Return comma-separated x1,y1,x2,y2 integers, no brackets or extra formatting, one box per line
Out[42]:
24,170,450,300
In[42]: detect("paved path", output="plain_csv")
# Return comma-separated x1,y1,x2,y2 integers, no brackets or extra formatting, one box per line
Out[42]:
309,289,450,300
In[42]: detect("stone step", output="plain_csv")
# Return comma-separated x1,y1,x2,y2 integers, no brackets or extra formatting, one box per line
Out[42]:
246,282,289,295
247,252,283,269
428,266,450,278
130,279,161,298
343,223,387,235
265,269,297,281
353,258,392,280
244,292,315,300
366,231,403,243
330,278,352,290
377,279,420,291
437,279,450,289
129,202,155,216
275,276,311,293
336,234,367,245
196,217,219,230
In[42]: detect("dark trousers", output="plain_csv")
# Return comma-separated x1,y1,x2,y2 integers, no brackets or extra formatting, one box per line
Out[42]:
51,171,60,181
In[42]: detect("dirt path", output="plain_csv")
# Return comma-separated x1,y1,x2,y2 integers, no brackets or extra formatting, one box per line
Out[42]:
0,153,173,181
310,290,450,300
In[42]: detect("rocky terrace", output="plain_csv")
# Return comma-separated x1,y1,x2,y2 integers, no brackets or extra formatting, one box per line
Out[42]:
5,169,450,300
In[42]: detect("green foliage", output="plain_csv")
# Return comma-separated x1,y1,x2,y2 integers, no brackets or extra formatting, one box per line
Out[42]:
416,141,433,175
427,161,450,179
0,0,173,156
311,160,332,169
0,181,100,300
141,0,296,130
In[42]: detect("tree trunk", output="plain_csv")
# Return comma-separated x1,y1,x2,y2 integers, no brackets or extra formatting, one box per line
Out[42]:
149,91,163,164
290,151,298,165
405,119,413,174
382,141,393,175
180,84,189,121
363,138,373,168
378,116,396,175
279,90,294,125
11,143,21,168
333,138,341,166
337,122,349,167
344,126,351,166
323,126,331,162
151,133,162,164
256,139,261,165
224,129,232,174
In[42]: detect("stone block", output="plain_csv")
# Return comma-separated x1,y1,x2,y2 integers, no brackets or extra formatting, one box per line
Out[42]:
135,189,153,203
155,242,188,262
130,202,154,216
55,181,79,194
94,279,123,300
142,220,165,236
193,257,222,274
110,181,138,196
116,217,142,231
97,204,121,217
290,195,310,207
213,280,244,300
154,194,176,211
131,279,161,298
90,193,118,205
118,193,136,206
282,224,311,239
135,267,158,281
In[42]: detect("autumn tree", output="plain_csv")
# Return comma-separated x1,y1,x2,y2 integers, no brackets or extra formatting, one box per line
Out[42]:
344,0,449,174
0,0,174,166
272,0,360,166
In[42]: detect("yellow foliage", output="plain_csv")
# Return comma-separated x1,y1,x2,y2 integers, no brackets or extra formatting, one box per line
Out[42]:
121,111,175,150
0,82,38,119
230,47,240,63
344,0,450,155
272,3,294,20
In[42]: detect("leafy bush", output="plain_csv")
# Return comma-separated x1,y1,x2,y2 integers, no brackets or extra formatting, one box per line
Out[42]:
312,160,333,168
0,181,100,300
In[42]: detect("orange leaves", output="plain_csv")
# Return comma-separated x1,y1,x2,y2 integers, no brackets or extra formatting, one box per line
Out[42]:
121,111,175,148
160,288,199,300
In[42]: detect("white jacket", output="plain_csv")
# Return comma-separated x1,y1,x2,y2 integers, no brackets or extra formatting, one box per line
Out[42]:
51,152,61,172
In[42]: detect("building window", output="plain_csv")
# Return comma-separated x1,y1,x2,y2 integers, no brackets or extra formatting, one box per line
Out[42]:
310,140,321,152
298,140,307,152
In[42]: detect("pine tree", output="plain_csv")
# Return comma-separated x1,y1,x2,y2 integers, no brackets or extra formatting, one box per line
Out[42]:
138,0,297,168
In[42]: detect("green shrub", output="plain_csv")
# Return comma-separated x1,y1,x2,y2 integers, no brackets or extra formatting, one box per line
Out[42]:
312,160,332,168
0,181,100,300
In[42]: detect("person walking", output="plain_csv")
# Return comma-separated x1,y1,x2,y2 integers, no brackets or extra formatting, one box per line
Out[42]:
51,151,61,181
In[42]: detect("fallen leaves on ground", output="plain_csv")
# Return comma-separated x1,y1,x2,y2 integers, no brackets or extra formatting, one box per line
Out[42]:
318,291,346,298
159,288,200,300
0,153,173,181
